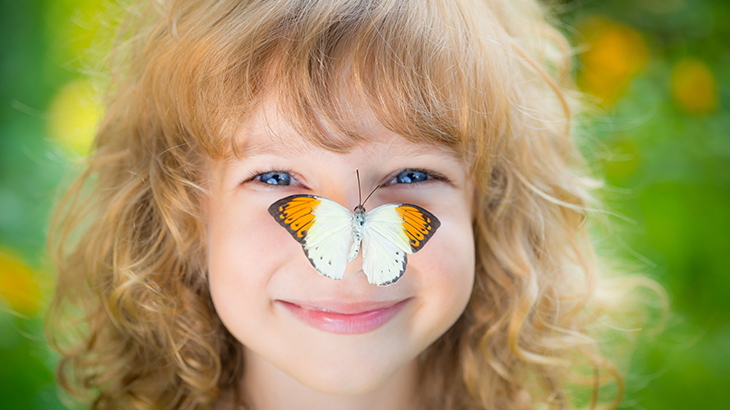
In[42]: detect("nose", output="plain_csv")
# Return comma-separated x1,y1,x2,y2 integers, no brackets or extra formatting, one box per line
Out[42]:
314,191,369,283
316,178,362,212
341,250,375,285
310,171,382,284
316,170,381,210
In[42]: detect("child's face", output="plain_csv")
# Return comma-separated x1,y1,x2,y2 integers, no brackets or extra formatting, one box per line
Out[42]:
204,96,475,394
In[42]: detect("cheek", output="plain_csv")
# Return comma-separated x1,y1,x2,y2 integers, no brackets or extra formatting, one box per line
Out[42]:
429,193,475,278
430,221,475,296
206,203,297,324
410,212,475,331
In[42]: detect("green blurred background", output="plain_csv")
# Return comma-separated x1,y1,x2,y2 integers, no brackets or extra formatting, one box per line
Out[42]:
0,0,727,408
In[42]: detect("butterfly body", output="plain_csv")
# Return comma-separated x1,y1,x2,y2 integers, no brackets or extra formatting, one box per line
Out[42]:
269,194,440,286
349,205,366,261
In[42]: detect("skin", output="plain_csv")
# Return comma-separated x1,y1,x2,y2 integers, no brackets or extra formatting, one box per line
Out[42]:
205,96,476,410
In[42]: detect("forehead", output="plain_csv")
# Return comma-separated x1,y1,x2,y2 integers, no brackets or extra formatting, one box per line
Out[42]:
226,92,463,163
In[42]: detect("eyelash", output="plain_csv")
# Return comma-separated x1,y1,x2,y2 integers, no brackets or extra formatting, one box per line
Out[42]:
243,167,298,186
384,168,449,186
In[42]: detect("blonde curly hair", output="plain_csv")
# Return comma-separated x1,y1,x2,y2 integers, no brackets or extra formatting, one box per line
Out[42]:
47,0,663,409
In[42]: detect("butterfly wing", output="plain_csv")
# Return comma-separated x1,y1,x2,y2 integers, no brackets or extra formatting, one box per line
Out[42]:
392,204,441,252
268,195,353,280
362,203,440,286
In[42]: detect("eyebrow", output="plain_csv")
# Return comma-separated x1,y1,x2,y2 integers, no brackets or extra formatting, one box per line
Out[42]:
224,131,312,164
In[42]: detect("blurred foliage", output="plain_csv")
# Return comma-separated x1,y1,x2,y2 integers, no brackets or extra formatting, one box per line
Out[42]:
0,0,728,409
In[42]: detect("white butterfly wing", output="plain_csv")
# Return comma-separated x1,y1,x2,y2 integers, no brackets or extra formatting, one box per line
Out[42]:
305,197,354,280
269,195,353,280
361,204,411,286
361,203,441,286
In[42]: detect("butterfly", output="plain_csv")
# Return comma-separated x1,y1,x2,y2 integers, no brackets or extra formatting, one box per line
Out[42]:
267,176,440,286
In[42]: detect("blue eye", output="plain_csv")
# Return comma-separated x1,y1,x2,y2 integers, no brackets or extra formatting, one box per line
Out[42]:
257,171,291,185
395,170,429,184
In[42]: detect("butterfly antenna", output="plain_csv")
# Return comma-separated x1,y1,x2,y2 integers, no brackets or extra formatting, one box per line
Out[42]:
362,184,380,206
357,169,362,205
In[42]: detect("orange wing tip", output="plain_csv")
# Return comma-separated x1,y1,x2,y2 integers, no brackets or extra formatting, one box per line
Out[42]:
268,195,322,245
396,203,440,251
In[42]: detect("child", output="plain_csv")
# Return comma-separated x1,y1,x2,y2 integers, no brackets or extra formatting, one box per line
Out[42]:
47,0,660,409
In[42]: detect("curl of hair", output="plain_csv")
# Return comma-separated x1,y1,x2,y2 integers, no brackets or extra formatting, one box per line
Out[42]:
47,0,665,409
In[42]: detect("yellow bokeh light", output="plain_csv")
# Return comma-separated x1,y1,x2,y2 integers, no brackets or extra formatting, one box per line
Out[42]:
671,59,718,116
47,79,102,156
0,250,42,315
578,17,649,105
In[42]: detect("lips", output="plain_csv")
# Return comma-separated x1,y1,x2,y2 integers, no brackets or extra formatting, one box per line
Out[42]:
277,298,411,335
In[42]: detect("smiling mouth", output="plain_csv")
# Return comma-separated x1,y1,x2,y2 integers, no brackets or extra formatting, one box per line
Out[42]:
277,299,412,335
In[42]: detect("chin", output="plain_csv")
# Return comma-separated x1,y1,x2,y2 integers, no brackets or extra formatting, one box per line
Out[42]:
284,351,411,395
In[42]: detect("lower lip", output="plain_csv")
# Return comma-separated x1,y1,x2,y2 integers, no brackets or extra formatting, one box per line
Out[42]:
278,299,411,335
